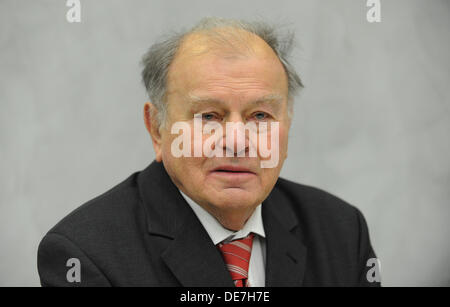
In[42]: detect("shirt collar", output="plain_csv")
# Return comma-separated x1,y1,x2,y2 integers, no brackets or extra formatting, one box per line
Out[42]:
179,190,266,245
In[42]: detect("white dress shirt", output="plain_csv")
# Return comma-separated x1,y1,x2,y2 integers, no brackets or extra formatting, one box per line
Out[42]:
179,190,266,287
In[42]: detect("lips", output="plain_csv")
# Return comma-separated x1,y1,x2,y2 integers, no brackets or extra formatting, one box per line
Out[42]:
211,165,255,174
209,165,257,183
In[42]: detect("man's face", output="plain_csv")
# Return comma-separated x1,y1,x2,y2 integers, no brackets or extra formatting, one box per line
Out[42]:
146,32,291,228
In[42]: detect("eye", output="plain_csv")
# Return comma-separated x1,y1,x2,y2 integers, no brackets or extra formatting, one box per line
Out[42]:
202,113,220,121
252,111,270,121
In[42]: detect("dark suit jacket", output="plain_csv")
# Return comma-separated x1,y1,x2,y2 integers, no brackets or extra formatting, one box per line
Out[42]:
37,160,380,287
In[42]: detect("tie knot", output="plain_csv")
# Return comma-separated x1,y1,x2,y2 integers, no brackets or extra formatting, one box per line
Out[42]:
218,233,255,287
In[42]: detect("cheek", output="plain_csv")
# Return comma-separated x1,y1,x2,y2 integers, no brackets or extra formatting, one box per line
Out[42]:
278,126,289,154
256,123,289,156
258,167,281,195
161,134,175,160
161,134,206,175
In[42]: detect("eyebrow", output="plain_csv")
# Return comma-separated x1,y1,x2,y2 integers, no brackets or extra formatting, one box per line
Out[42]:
186,93,285,107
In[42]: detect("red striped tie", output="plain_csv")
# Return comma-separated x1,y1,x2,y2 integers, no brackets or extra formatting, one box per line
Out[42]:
218,233,255,287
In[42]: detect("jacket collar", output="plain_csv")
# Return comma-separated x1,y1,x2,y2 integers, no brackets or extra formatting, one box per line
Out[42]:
137,160,307,286
262,187,308,286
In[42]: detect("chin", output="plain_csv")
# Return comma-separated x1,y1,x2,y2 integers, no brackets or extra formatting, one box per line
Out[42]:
212,188,260,209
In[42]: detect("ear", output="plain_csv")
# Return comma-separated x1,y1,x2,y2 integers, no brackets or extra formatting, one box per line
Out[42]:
143,102,163,162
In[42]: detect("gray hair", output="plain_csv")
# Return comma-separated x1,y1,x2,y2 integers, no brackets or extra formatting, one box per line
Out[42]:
141,17,303,128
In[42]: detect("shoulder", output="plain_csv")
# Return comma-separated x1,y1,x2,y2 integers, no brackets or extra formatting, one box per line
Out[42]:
272,177,379,286
43,171,144,247
275,176,360,216
273,177,366,241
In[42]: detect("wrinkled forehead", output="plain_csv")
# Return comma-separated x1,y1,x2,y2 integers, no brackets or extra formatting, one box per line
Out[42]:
166,28,289,103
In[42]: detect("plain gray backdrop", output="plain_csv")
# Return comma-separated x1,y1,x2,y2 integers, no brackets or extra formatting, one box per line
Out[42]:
1,0,449,286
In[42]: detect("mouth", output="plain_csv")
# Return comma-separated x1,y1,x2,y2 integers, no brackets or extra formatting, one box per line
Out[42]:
210,165,256,179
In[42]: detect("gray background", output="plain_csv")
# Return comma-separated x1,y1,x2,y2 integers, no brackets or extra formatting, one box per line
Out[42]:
1,0,449,286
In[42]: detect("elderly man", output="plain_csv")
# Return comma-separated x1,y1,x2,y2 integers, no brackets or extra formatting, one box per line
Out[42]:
38,18,380,287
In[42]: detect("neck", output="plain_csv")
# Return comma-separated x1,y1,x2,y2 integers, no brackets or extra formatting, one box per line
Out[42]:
203,205,256,231
177,187,258,231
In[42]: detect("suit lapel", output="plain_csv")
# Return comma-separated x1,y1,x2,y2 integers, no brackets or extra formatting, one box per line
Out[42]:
138,161,234,286
160,216,234,287
262,187,308,287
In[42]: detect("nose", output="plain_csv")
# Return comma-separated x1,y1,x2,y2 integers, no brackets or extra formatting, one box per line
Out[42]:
222,113,250,157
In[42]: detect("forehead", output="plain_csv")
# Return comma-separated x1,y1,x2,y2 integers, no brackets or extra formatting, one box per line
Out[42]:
166,30,289,104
